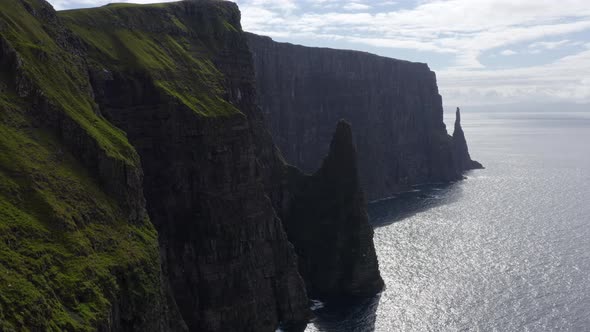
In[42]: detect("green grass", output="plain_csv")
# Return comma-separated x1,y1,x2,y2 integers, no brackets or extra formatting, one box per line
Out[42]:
0,1,163,329
0,0,139,166
59,1,242,117
0,0,247,329
0,95,161,331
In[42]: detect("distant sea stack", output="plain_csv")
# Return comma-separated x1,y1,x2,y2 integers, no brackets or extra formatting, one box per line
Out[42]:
453,107,484,171
247,34,482,200
280,120,384,298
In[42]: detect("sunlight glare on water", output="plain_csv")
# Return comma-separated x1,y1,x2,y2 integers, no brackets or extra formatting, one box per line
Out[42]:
306,111,590,331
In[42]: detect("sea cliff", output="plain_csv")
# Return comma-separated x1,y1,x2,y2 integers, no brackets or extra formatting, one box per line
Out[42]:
247,34,482,201
0,0,384,330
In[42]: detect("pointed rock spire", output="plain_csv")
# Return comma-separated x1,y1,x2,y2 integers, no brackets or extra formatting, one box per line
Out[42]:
281,120,384,299
455,107,462,132
453,107,483,170
317,120,359,187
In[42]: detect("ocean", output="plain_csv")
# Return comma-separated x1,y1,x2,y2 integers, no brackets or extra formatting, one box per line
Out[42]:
306,111,590,331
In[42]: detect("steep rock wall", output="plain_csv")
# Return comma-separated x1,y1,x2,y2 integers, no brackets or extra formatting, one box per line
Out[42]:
247,34,481,201
61,2,310,331
0,1,386,330
0,0,167,330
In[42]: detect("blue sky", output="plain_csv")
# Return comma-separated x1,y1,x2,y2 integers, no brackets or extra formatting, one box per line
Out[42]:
48,0,590,110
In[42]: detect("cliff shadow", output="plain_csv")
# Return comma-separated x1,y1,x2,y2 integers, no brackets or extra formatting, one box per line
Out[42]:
306,294,381,332
369,180,466,228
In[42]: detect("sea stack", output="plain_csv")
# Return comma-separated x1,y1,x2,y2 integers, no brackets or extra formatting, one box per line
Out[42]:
281,120,385,299
453,107,484,171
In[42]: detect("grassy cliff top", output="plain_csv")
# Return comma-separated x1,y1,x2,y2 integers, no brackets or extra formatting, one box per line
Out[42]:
59,0,243,117
0,0,140,165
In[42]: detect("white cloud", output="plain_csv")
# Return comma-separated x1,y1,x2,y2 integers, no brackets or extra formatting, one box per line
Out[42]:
247,0,297,12
530,40,570,50
500,49,517,56
439,48,590,106
528,39,585,51
376,1,398,5
343,2,371,11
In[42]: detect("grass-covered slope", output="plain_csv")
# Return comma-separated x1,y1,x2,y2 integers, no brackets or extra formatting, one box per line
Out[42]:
0,0,137,164
0,0,163,330
59,1,241,117
0,104,161,331
0,0,266,329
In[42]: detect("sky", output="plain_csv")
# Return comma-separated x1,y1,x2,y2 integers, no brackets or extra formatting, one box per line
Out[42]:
48,0,590,110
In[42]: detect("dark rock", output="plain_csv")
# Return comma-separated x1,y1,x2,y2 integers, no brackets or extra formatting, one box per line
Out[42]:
92,72,311,332
79,1,310,330
0,1,166,330
1,0,388,330
247,34,482,201
453,107,484,170
280,120,384,298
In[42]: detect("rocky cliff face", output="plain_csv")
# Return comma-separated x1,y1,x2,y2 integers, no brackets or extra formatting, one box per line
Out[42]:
0,0,166,330
280,121,384,299
61,1,311,331
1,0,385,330
247,34,481,201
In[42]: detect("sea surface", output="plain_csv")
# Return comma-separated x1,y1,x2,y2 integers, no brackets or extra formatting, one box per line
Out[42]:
305,111,590,331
